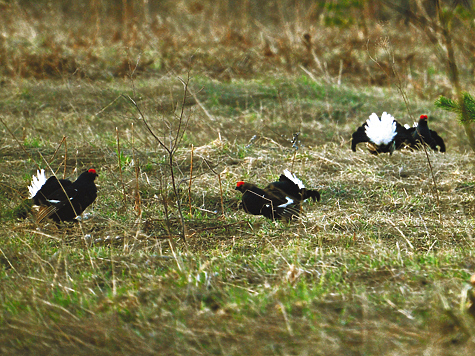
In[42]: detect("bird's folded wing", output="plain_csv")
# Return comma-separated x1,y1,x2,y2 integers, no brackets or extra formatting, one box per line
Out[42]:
37,188,79,222
263,185,292,204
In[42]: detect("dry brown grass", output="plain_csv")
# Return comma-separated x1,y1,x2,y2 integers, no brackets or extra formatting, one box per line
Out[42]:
2,130,475,354
1,0,474,97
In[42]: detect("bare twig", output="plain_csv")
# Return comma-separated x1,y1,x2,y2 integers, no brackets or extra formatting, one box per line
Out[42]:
49,136,67,165
202,158,225,217
63,137,67,179
217,173,225,217
132,123,142,220
123,70,192,244
189,144,194,216
116,127,127,206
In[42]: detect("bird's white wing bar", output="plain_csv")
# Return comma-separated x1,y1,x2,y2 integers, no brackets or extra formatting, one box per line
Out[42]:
278,196,294,208
47,199,61,204
28,169,47,198
283,169,305,189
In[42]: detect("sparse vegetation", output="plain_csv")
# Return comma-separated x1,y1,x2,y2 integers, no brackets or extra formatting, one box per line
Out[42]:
1,1,475,355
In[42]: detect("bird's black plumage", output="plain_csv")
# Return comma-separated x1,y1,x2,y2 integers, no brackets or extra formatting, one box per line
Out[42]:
406,115,446,152
235,170,320,221
29,169,98,222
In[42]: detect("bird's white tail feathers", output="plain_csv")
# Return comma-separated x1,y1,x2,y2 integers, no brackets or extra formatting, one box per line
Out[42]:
28,169,47,199
365,112,397,145
283,169,305,189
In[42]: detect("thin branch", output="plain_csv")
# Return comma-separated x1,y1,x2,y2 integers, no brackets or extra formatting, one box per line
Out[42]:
116,127,127,206
123,69,193,244
188,144,194,216
49,136,67,164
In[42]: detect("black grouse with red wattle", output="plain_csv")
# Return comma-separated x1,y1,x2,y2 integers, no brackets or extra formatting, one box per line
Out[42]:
405,114,446,152
28,168,98,222
235,169,320,221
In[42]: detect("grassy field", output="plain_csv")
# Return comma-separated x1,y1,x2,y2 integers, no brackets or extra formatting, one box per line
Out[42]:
2,1,475,355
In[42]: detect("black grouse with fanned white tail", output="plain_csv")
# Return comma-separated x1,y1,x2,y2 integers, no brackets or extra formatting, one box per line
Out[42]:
235,169,320,221
351,112,410,154
405,114,446,152
28,168,98,222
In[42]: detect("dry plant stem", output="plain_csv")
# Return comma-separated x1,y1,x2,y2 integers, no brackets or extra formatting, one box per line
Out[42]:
291,150,298,171
116,127,127,206
189,144,194,216
156,170,185,269
311,50,332,84
94,95,122,118
134,157,142,219
0,247,18,273
49,136,66,166
63,137,67,179
217,173,225,216
187,85,214,122
337,59,343,85
158,174,184,271
123,73,192,244
110,246,116,298
202,158,225,217
52,248,63,286
159,174,172,236
132,123,142,220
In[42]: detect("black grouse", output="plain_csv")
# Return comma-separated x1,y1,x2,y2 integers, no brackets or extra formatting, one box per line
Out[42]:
405,114,446,152
351,112,410,154
28,168,98,222
235,169,320,221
